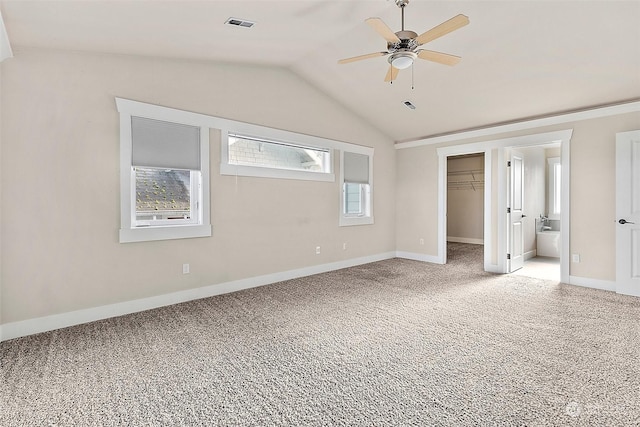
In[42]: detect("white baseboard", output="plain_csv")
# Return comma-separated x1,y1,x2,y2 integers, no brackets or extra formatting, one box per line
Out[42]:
1,252,396,342
447,237,484,245
395,251,443,264
5,255,627,342
568,275,616,292
524,250,537,261
484,264,503,274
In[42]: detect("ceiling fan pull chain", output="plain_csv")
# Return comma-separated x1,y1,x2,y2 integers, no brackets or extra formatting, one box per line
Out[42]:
411,63,414,90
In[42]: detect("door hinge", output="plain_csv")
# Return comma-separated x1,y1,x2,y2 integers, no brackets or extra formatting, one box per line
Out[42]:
507,207,511,213
507,161,511,167
507,253,511,260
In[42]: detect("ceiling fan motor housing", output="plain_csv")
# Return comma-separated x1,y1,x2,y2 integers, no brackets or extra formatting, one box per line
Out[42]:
387,30,418,69
389,31,418,49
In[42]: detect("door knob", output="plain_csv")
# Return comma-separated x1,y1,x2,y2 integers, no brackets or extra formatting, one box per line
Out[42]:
619,219,635,224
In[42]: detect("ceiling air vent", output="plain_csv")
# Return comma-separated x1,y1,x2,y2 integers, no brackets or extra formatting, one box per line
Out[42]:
225,18,255,28
403,100,416,110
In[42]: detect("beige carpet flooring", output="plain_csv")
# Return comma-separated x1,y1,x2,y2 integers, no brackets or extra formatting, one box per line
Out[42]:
1,243,639,426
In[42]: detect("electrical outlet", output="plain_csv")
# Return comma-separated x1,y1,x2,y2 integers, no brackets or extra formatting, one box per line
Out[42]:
182,263,190,274
343,242,347,250
316,246,321,255
572,254,580,263
419,238,425,245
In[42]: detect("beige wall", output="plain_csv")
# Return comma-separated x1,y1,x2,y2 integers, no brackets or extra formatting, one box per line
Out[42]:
446,155,484,242
396,111,640,281
1,47,638,327
0,48,396,323
545,147,561,158
395,145,439,255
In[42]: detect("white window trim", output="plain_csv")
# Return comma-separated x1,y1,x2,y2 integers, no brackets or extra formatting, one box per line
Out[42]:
116,98,211,243
340,148,374,227
221,130,335,182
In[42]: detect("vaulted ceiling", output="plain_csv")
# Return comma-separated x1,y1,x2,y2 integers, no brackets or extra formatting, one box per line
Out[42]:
2,0,639,142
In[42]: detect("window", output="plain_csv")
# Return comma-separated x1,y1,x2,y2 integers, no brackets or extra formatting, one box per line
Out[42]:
134,168,198,225
548,157,561,220
228,134,330,173
117,98,211,243
340,150,373,226
344,183,365,215
221,130,334,182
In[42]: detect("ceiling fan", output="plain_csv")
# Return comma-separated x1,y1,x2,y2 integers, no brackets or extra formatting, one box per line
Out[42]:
338,0,469,83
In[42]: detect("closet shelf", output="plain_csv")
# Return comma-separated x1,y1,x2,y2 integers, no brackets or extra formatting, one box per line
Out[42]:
447,169,484,177
448,169,484,191
448,182,485,191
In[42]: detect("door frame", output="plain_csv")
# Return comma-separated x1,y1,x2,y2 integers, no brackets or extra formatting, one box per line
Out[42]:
437,129,572,282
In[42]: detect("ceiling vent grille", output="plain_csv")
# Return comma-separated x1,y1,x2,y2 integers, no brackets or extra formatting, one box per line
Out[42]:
403,100,416,110
225,18,255,28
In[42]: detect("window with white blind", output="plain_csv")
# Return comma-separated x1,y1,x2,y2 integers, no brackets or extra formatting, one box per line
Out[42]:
117,98,211,243
340,150,373,226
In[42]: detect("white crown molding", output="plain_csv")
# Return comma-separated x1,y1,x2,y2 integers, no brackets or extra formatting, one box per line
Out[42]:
0,10,12,62
396,100,640,149
0,252,396,342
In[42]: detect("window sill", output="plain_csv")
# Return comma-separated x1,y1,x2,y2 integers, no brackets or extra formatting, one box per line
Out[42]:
119,224,212,243
220,163,335,182
339,216,374,227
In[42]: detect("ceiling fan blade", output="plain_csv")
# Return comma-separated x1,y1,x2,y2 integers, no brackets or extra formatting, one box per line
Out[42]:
365,18,401,43
417,49,462,66
338,51,388,64
384,66,399,82
415,14,469,46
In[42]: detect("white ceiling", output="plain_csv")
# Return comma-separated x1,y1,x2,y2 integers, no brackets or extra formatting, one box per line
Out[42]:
2,0,639,142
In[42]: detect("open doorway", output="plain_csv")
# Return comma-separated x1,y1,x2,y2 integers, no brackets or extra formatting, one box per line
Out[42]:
446,153,485,268
507,145,561,282
436,128,571,282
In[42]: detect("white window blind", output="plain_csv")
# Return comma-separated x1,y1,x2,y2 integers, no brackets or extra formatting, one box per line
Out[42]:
343,152,369,184
131,117,201,170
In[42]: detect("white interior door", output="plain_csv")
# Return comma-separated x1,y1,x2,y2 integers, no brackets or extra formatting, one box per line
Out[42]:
508,151,525,272
616,130,640,296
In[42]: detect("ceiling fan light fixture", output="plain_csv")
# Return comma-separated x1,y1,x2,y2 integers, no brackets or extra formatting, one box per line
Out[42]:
389,51,416,70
